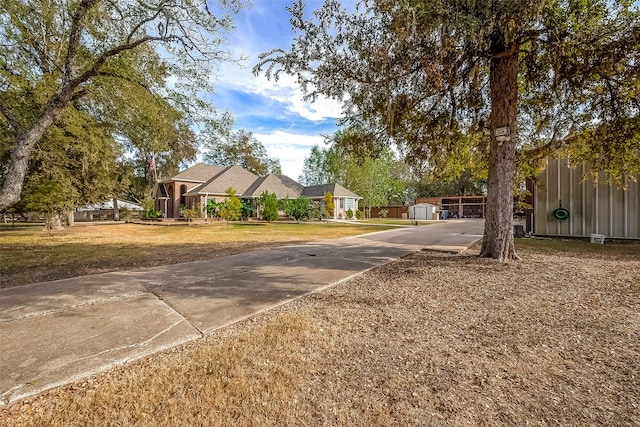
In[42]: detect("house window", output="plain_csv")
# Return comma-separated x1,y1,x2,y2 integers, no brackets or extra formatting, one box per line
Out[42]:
345,198,354,211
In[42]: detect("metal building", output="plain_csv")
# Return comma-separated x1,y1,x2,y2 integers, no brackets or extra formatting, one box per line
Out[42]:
530,155,640,239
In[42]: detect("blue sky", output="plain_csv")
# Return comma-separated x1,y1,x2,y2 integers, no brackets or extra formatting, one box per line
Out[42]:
208,0,347,179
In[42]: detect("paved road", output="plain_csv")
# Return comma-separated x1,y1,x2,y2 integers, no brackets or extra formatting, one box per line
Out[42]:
0,219,483,405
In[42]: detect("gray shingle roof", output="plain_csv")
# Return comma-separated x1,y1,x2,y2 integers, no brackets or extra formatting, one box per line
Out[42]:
244,175,304,199
187,165,258,196
302,183,361,199
170,163,226,182
166,163,360,200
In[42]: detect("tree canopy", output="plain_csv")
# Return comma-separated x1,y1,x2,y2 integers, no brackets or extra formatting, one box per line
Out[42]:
0,0,247,210
205,128,282,176
300,130,409,211
255,0,640,260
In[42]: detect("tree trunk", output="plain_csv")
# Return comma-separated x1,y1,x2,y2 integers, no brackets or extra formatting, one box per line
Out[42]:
0,93,72,210
480,39,520,261
113,197,119,221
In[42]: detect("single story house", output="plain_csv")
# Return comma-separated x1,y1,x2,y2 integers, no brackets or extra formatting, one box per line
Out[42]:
74,198,143,221
302,183,361,219
154,163,361,220
528,154,640,239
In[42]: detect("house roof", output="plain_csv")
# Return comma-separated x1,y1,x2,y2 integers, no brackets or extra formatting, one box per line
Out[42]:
76,199,144,211
163,163,361,200
169,163,226,182
244,175,305,199
302,183,361,199
187,165,258,196
156,183,168,198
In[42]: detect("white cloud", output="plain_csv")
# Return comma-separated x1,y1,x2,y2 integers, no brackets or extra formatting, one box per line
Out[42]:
254,130,328,179
254,74,344,122
215,62,345,123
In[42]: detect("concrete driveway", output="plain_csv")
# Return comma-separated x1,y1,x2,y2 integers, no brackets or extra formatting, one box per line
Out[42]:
0,219,483,405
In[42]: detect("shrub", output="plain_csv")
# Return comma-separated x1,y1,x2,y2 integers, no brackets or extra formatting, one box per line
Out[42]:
379,209,388,219
346,208,354,219
206,200,221,219
241,199,254,219
308,201,322,220
355,209,364,220
221,188,242,221
260,191,279,222
322,191,334,219
288,196,311,223
182,206,201,220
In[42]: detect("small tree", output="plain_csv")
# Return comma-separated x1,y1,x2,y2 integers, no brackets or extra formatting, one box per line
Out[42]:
346,208,354,220
25,180,72,231
322,191,334,220
355,209,364,220
220,188,242,222
288,196,311,223
260,191,279,222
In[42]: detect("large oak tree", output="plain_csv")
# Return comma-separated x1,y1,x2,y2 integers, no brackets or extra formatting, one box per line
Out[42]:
0,0,246,210
255,0,640,261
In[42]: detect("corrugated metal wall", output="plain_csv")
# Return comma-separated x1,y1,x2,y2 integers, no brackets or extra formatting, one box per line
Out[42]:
533,156,640,239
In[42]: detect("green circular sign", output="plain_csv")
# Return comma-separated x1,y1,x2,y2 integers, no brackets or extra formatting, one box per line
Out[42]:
553,207,570,221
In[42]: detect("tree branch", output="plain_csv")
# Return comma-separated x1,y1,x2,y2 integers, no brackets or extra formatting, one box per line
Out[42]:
0,100,26,135
63,0,101,86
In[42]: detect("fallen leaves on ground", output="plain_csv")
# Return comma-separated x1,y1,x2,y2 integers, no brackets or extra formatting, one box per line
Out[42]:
1,246,638,426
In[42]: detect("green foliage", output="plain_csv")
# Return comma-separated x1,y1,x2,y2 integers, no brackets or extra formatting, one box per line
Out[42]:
25,180,72,230
206,200,222,219
221,188,242,222
379,209,389,219
278,198,292,216
240,199,255,219
256,0,640,182
142,209,164,219
355,210,364,220
301,138,410,209
260,191,279,222
9,109,121,212
308,201,322,220
182,206,201,220
415,169,487,197
140,196,155,213
322,192,335,219
255,0,640,259
299,144,339,185
346,208,354,220
0,0,247,210
205,127,281,175
287,196,312,223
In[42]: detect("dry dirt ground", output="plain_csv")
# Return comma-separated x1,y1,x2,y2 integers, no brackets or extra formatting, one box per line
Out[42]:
0,222,390,288
1,244,639,426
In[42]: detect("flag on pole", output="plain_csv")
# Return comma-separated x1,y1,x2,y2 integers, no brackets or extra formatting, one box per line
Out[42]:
149,154,155,171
